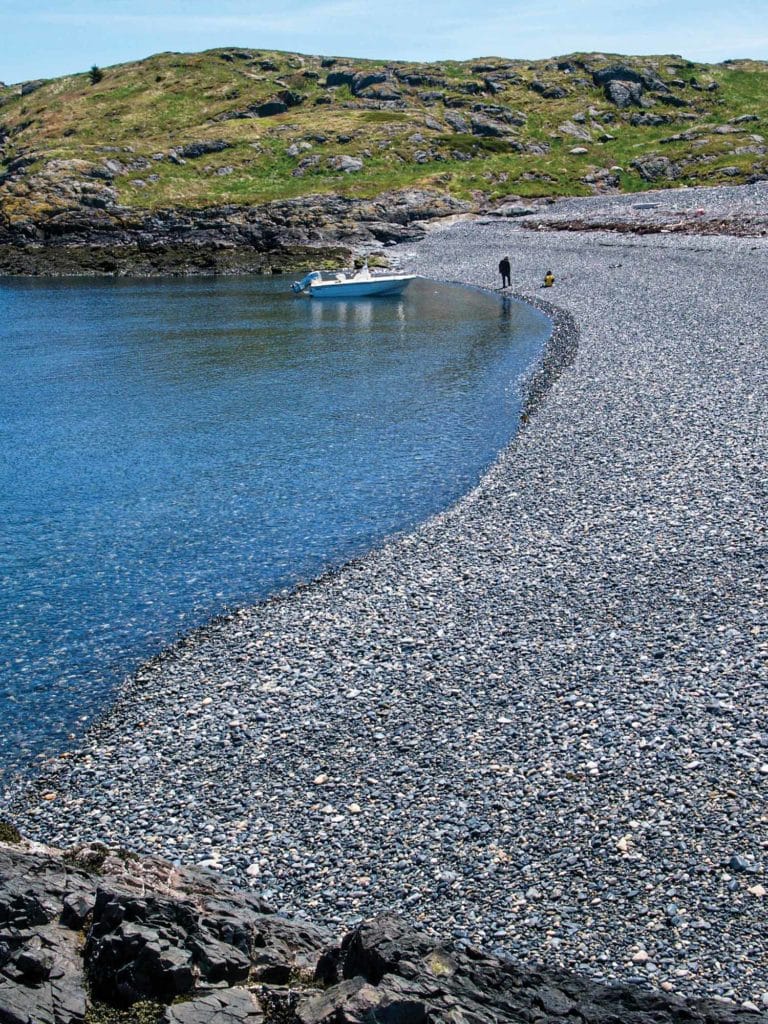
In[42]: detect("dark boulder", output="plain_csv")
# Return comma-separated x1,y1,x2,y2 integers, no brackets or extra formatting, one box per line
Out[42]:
471,104,527,125
176,140,232,159
630,111,673,126
592,64,667,91
254,100,287,117
418,91,445,104
324,70,389,96
341,914,436,984
604,80,645,108
529,80,569,99
61,891,95,930
325,69,357,89
630,154,683,181
393,71,446,87
457,80,485,95
352,71,388,93
357,84,402,101
470,114,515,137
19,80,45,96
484,78,505,94
444,111,469,133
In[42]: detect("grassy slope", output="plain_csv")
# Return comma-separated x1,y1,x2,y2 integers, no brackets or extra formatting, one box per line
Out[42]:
0,48,766,218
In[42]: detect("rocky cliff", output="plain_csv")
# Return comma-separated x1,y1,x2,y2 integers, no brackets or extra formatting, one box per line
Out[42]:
0,186,468,275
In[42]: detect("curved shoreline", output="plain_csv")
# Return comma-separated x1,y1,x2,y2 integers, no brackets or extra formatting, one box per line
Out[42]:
4,218,767,1006
0,276,550,785
0,284,574,790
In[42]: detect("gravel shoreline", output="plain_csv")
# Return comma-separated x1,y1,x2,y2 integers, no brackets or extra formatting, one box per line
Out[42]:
4,185,767,1009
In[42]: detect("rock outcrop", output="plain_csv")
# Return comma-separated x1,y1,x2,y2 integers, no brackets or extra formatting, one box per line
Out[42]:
0,836,764,1024
0,186,470,276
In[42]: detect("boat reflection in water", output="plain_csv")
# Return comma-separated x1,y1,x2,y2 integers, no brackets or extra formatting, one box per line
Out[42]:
310,296,409,329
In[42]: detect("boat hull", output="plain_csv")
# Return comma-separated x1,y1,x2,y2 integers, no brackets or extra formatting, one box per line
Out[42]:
308,276,415,298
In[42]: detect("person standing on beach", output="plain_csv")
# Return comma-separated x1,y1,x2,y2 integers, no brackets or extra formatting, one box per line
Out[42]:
498,256,511,289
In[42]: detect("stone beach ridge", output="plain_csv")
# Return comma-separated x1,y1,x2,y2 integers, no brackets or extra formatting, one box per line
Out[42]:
3,183,767,1008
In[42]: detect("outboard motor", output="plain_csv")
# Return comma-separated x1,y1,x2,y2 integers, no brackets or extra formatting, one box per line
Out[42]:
291,271,322,293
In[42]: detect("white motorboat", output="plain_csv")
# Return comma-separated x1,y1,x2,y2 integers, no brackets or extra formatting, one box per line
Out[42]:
291,263,417,298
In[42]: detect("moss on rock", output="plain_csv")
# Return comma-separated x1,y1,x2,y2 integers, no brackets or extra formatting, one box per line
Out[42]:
0,819,22,844
85,1001,163,1024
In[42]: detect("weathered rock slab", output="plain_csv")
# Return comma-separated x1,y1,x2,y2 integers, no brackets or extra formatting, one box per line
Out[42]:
1,840,763,1024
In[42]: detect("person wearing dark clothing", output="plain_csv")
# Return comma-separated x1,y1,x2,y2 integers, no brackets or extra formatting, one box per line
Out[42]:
498,256,511,288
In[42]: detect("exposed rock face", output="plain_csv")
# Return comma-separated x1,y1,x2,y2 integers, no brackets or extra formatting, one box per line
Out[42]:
329,154,364,172
1,838,762,1024
444,111,469,133
0,186,470,275
324,70,390,97
604,79,646,108
630,154,683,181
253,99,288,117
393,70,447,88
357,84,402,101
630,111,673,126
558,120,593,141
592,64,667,92
529,80,569,99
471,104,527,125
18,79,46,97
175,140,232,160
469,114,516,137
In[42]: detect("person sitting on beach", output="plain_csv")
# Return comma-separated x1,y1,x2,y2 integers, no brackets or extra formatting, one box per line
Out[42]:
543,271,555,288
498,256,511,289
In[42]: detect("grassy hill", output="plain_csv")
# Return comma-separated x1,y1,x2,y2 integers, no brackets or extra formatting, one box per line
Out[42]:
1,46,766,225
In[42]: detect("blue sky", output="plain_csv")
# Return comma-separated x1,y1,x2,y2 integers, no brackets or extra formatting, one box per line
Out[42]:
1,0,766,84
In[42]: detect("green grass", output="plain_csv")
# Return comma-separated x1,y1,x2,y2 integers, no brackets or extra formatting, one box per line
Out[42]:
1,46,766,223
360,111,410,123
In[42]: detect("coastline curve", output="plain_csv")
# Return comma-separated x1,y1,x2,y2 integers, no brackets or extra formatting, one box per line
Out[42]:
3,225,766,1005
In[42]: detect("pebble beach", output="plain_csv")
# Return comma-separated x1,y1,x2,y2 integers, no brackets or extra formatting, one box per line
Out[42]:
4,184,767,1009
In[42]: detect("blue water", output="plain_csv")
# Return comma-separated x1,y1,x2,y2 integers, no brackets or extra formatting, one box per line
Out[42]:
0,276,550,781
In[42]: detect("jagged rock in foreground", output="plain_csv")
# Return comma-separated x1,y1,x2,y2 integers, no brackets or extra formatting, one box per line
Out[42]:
0,837,763,1024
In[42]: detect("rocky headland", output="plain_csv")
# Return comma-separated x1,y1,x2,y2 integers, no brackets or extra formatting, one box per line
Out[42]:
1,48,766,274
0,187,469,276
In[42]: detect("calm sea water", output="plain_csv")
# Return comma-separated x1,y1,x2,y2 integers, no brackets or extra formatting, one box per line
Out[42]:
0,276,550,781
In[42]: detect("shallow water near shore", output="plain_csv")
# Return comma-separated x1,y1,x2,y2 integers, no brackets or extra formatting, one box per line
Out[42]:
0,275,549,782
